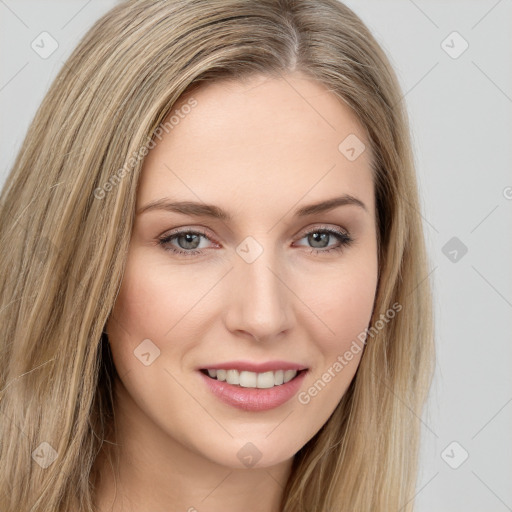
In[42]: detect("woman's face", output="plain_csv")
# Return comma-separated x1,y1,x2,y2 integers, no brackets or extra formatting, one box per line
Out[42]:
106,71,378,469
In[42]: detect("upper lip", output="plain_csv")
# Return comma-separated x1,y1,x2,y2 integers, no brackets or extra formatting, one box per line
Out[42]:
199,360,308,373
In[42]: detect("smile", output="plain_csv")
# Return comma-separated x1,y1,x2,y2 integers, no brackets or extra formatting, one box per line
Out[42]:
200,368,304,389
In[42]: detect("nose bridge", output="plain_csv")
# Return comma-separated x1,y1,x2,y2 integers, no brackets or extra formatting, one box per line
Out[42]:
226,236,292,340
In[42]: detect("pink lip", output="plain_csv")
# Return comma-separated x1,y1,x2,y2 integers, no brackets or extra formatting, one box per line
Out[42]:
198,360,308,373
199,369,308,412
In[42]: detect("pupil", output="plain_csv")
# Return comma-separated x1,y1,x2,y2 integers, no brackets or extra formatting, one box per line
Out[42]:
179,233,200,250
309,232,329,248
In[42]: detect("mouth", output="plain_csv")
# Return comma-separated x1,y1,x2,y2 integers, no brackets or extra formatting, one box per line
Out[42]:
198,367,309,412
199,368,307,389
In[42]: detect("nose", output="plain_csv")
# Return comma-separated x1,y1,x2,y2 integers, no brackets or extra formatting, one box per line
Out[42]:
224,243,294,342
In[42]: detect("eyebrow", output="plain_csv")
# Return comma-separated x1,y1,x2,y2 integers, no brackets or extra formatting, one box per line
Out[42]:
136,194,367,219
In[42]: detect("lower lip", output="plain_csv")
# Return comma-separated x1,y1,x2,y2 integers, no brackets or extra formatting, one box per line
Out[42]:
199,370,308,412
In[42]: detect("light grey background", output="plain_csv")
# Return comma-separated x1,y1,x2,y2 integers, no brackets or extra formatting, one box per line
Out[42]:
1,1,511,510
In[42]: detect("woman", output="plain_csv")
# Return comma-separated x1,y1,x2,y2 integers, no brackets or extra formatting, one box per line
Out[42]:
0,0,435,510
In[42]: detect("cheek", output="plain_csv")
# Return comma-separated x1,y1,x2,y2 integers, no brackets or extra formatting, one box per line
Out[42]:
109,249,208,340
295,252,378,417
306,252,378,354
106,248,228,384
105,250,169,374
326,269,377,340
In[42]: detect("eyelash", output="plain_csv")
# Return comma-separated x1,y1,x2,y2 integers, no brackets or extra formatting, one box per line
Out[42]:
157,226,353,258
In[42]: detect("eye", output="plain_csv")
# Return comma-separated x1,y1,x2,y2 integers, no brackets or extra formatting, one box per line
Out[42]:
158,228,216,257
157,226,353,257
294,226,353,255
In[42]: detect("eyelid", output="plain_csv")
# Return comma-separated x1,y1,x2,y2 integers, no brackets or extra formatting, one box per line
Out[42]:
159,226,219,244
296,223,350,238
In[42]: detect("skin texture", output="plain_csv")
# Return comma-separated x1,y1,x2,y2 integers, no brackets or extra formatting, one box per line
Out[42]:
95,71,379,512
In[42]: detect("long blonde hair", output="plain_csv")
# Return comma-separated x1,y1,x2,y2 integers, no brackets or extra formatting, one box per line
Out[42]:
0,1,435,510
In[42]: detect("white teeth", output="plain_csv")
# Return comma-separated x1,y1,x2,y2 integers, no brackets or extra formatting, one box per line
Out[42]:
226,369,239,385
284,370,297,383
239,371,257,388
257,371,275,389
204,368,299,388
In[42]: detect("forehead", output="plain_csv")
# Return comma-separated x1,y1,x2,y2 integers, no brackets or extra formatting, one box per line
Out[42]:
137,72,374,219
